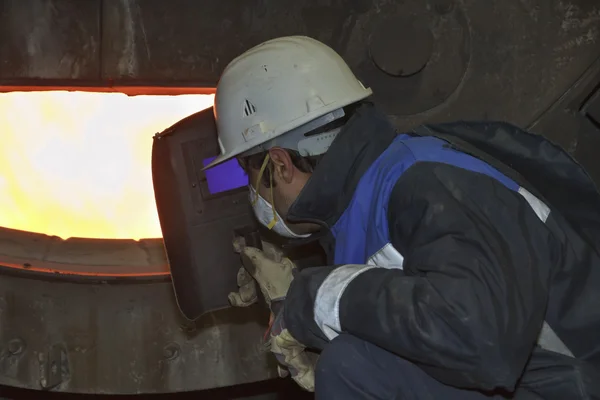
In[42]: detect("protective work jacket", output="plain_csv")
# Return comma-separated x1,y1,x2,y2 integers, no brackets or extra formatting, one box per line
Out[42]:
283,102,600,399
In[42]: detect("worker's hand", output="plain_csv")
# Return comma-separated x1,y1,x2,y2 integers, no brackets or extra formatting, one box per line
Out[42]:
233,236,285,263
239,246,295,309
229,237,286,307
268,303,315,392
228,266,258,307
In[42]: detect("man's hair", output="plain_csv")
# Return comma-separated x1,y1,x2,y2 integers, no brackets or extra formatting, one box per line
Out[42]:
238,101,364,188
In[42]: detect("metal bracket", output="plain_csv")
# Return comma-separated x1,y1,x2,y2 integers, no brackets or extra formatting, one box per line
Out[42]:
581,84,600,126
38,344,69,390
0,338,26,378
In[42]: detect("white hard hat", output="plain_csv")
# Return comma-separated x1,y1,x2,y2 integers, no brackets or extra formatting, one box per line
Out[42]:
204,36,373,169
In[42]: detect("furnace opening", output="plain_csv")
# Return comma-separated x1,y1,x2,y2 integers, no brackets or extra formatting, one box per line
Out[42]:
0,89,215,240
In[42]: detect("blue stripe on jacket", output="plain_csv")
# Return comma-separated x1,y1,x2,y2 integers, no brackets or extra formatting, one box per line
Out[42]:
330,134,520,266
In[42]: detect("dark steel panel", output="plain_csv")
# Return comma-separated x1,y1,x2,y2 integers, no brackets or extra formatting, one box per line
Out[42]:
0,272,277,394
152,108,255,320
0,0,597,135
376,0,600,128
101,0,309,82
359,6,469,116
98,0,600,129
0,0,100,79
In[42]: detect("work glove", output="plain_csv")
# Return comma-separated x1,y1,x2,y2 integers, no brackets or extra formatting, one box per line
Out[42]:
239,246,315,392
237,243,293,308
228,266,258,307
228,237,286,307
267,303,316,392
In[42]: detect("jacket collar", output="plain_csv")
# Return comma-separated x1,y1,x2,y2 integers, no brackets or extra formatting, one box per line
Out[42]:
286,103,398,229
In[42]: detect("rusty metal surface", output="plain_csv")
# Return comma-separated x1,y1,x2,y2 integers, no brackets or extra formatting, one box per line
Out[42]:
0,227,169,278
67,0,600,126
0,0,100,79
0,220,281,394
99,0,600,128
0,380,310,399
0,271,278,394
0,222,286,395
0,0,598,128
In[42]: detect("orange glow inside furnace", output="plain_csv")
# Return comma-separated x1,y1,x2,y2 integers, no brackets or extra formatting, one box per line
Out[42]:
0,90,215,240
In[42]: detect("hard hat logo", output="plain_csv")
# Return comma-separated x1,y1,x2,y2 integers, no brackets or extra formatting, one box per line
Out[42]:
203,36,373,170
242,99,257,117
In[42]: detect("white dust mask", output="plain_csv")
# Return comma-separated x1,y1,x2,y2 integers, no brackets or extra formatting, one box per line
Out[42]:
249,155,310,239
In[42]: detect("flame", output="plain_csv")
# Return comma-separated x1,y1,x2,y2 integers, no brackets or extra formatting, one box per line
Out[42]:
0,90,214,240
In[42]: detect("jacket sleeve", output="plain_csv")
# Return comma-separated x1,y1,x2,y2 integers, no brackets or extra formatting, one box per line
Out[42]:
284,162,557,391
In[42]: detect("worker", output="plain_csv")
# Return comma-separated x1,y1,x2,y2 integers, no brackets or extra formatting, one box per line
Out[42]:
204,36,600,399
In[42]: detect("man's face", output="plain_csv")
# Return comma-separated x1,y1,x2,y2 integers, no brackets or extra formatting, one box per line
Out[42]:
245,148,318,235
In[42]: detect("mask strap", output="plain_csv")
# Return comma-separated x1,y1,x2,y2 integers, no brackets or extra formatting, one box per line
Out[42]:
251,154,278,230
251,154,271,206
267,166,278,229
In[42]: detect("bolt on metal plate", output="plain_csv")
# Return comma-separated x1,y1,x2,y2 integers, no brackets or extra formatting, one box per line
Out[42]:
39,344,70,390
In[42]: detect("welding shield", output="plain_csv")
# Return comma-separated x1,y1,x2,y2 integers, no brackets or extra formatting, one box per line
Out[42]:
151,107,255,320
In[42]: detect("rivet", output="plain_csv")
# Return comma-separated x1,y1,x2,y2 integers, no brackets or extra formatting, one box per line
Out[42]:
163,343,180,360
8,338,25,355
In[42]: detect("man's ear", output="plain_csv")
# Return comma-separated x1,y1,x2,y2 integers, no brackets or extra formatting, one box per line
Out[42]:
268,148,294,184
